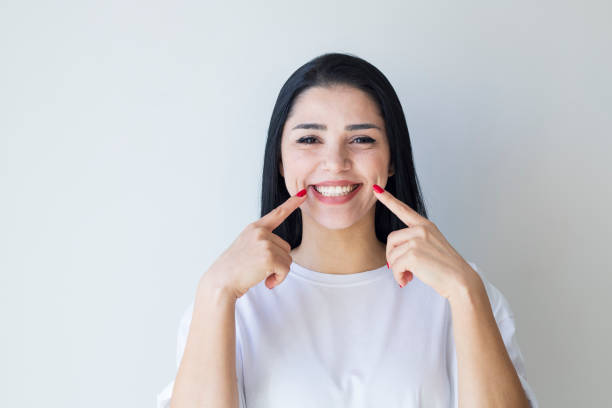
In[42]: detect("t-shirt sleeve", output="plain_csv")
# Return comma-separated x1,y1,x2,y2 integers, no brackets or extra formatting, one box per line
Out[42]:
447,262,539,408
156,301,247,408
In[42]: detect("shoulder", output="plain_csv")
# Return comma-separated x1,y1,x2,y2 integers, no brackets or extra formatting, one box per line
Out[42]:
179,300,195,328
466,260,515,323
176,300,195,348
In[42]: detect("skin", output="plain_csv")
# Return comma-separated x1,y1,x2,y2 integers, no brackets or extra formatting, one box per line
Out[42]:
372,189,529,406
277,84,530,406
279,84,394,275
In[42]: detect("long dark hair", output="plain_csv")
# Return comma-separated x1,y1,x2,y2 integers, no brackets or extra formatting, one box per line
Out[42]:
261,52,429,248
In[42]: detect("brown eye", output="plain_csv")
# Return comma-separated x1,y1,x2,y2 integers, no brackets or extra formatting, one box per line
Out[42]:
297,136,375,144
297,136,319,144
353,137,376,144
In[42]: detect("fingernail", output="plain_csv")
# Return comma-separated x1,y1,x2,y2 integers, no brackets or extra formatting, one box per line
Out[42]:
386,261,389,268
373,184,384,194
297,188,307,197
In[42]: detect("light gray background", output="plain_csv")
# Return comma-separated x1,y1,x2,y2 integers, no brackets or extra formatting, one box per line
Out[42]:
1,1,610,407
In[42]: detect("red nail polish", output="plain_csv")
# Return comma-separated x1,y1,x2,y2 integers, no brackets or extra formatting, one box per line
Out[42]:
373,184,384,194
297,188,307,197
386,261,389,268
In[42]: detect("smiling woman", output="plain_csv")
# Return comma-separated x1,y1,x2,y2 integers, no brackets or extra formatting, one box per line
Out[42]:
158,52,539,408
264,56,427,266
277,83,396,264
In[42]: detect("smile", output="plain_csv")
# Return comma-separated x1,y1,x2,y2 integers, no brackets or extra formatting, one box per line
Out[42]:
309,183,363,205
313,184,360,196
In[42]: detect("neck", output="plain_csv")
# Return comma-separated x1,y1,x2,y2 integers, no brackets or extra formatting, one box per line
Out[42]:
290,206,387,274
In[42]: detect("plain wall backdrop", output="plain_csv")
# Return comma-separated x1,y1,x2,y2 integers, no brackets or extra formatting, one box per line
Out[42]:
1,0,610,406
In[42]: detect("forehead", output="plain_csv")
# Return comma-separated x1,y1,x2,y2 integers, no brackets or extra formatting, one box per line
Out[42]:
286,85,383,126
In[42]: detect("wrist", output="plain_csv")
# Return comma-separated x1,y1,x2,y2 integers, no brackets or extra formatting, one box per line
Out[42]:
197,270,238,304
448,265,487,307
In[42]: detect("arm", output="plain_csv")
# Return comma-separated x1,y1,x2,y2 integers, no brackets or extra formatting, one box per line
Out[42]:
449,273,531,408
170,273,239,408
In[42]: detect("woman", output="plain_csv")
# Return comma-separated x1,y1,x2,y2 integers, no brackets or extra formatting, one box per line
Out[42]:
158,52,539,407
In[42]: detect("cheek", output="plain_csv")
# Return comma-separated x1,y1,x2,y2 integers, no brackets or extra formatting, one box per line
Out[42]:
356,150,388,172
282,152,314,182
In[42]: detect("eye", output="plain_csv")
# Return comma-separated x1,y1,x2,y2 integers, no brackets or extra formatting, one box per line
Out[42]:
296,136,376,144
297,136,319,144
352,136,376,144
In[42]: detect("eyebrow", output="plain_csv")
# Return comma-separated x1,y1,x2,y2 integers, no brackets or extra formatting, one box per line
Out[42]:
291,123,382,131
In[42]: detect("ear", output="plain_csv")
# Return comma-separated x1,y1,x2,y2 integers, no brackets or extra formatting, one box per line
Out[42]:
279,161,284,178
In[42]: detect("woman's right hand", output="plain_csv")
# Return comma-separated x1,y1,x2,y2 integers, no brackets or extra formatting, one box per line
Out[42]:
200,188,308,300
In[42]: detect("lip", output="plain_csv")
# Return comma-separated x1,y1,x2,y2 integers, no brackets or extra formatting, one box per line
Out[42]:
309,183,363,205
309,179,361,187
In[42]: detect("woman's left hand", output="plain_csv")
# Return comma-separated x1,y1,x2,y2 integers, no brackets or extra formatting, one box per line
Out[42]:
373,184,481,300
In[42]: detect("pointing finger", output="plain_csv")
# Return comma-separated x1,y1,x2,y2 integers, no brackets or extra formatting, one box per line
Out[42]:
254,188,308,231
372,184,428,227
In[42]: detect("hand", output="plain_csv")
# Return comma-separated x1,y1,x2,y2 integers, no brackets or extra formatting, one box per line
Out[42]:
202,189,307,299
373,184,479,300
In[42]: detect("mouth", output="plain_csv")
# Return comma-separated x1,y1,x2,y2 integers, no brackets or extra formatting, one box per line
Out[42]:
310,183,362,197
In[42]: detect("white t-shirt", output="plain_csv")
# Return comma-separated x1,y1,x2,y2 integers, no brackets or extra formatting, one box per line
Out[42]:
157,260,539,408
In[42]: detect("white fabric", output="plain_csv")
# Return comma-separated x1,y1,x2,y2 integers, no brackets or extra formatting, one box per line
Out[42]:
157,260,538,407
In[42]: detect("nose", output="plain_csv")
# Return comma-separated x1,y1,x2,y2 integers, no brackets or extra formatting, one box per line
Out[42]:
321,144,351,172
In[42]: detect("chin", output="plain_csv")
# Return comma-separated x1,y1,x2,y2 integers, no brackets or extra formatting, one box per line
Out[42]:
310,213,362,230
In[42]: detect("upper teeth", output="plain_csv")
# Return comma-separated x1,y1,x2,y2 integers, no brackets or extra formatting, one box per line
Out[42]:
314,184,359,196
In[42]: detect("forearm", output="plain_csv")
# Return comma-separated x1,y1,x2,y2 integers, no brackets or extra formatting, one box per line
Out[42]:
171,274,239,408
449,273,530,408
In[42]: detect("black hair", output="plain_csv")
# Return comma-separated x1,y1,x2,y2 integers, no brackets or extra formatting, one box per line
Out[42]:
261,52,429,248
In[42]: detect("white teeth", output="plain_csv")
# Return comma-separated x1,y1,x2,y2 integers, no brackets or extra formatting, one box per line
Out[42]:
314,184,359,197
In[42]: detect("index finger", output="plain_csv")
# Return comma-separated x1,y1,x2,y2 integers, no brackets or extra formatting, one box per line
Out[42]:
372,184,427,227
254,187,308,231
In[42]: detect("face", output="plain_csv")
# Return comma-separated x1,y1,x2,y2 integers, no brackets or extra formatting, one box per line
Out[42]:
280,84,394,230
